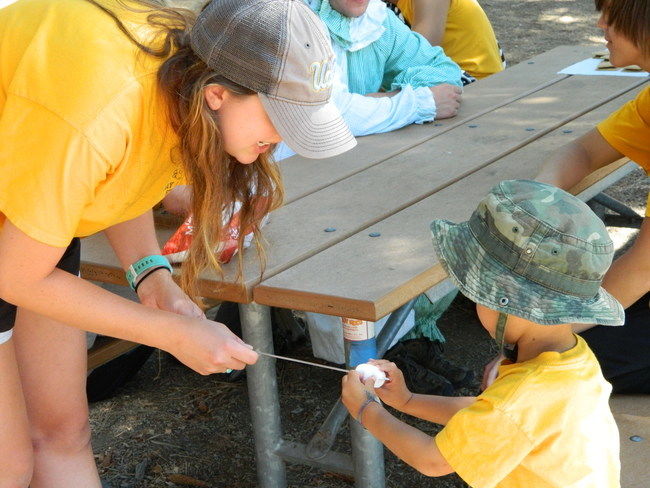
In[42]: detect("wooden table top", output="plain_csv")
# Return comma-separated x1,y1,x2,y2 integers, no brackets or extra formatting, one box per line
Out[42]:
80,45,648,319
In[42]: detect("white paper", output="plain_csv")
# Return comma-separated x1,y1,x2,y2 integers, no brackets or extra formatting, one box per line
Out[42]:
559,58,648,77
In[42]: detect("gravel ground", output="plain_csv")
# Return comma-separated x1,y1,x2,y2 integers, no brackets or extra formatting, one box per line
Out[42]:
91,1,648,487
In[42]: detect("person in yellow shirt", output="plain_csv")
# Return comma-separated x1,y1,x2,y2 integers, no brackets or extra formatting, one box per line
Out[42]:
342,180,622,487
385,0,505,79
0,0,354,485
537,0,650,394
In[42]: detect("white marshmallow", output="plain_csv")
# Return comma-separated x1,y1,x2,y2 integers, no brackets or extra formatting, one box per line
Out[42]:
355,363,387,388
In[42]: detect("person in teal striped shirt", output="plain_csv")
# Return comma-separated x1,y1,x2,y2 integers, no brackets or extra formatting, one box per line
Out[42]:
310,0,463,120
273,0,464,160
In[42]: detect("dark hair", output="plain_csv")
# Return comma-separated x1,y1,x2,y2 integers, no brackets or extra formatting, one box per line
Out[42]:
595,0,650,56
83,0,284,298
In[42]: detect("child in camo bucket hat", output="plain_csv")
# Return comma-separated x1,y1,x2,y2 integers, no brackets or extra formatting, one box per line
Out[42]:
430,179,624,331
340,179,623,486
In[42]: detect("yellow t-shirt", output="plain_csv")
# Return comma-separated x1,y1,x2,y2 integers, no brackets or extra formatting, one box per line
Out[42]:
436,336,620,488
396,0,504,79
597,86,650,217
0,0,184,247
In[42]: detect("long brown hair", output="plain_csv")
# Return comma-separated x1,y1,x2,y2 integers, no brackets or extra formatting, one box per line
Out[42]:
595,0,650,56
84,0,284,298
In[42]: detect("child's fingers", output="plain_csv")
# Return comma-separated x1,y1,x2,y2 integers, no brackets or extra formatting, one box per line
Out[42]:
370,359,398,374
348,370,362,382
369,359,394,370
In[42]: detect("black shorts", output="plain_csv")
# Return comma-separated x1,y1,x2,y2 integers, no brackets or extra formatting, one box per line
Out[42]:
0,238,81,334
581,292,650,394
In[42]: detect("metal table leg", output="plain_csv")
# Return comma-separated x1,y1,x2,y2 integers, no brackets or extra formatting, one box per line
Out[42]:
346,323,385,488
347,299,417,488
239,302,286,488
350,420,385,488
376,298,418,355
591,192,643,219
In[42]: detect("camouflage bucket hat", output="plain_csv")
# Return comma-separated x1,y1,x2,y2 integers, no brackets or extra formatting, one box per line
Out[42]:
430,180,624,326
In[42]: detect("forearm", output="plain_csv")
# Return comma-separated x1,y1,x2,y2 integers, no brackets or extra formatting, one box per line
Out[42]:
400,394,475,425
0,221,254,374
536,143,595,190
2,267,184,351
365,90,400,98
362,402,453,477
536,129,623,191
104,210,162,269
602,218,650,307
333,85,436,136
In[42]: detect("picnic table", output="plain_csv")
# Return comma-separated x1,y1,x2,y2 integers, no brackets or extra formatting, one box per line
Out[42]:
80,46,648,487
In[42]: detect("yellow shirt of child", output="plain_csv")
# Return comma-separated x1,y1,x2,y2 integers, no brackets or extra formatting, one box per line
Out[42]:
0,0,184,247
597,86,650,217
396,0,504,79
436,336,620,488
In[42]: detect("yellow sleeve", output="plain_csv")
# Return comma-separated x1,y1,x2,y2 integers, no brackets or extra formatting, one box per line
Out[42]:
435,398,533,488
0,95,113,247
597,87,650,173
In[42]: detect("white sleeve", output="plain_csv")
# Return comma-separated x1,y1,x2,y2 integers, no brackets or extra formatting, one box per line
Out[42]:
273,85,437,162
333,84,437,137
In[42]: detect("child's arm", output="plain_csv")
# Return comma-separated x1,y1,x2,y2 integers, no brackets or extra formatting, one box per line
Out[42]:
411,0,450,46
369,359,474,424
536,128,623,191
342,372,454,477
401,393,475,424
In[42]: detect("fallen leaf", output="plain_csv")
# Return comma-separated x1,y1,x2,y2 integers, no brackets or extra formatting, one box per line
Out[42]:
99,451,113,468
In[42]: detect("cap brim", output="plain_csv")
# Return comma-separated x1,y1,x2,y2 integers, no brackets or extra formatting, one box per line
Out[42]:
260,94,356,159
430,219,625,326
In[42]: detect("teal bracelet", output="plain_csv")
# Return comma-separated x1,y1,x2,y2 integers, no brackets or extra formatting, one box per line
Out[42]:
125,255,172,291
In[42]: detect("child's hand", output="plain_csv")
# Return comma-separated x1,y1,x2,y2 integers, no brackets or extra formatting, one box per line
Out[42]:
429,84,462,119
368,359,413,410
481,354,504,391
341,371,377,419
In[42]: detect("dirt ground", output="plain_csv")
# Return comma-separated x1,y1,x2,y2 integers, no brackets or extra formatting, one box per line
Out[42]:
91,1,648,487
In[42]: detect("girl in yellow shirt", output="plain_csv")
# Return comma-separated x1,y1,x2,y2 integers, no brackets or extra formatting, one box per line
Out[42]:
0,0,354,485
386,0,505,79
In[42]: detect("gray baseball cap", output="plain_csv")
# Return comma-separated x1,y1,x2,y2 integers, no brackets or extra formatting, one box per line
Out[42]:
190,0,356,159
430,180,625,326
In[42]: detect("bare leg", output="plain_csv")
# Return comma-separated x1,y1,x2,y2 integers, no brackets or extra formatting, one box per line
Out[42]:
0,338,33,487
13,308,101,488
